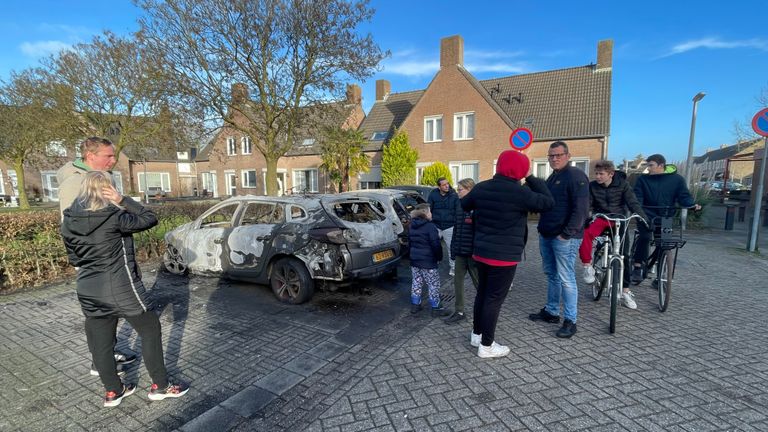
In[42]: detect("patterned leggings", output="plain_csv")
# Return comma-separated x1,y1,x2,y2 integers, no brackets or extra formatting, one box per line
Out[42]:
411,267,441,308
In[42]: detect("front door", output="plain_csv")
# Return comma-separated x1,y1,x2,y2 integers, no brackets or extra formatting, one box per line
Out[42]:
225,172,237,196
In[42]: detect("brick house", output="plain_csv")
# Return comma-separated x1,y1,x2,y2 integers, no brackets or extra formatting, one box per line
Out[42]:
195,84,365,197
358,35,612,186
692,138,764,185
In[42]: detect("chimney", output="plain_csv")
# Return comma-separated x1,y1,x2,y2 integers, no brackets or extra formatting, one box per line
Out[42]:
231,83,248,105
440,35,464,68
346,84,362,105
596,39,613,70
375,79,391,102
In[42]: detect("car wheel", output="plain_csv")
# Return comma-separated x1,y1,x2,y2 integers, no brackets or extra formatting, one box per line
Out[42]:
270,258,314,304
163,245,188,275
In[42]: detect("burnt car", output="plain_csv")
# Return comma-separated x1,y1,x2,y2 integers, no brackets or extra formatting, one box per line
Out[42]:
385,185,435,201
339,189,427,255
163,195,400,304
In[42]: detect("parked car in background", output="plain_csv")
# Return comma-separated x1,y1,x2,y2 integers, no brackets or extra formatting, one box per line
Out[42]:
340,189,427,255
385,185,435,201
146,186,167,198
702,181,749,198
163,195,401,304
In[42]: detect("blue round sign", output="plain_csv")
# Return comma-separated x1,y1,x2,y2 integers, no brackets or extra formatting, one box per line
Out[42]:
509,128,533,150
752,108,768,137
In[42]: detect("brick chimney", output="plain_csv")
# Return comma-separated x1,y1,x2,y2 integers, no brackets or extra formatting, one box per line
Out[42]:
596,39,613,70
346,84,362,105
231,83,248,105
440,35,464,68
375,79,391,102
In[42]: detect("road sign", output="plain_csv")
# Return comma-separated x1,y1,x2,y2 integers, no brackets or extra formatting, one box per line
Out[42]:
752,108,768,137
509,127,533,150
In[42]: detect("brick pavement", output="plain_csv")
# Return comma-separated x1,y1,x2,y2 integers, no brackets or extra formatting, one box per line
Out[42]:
1,223,767,431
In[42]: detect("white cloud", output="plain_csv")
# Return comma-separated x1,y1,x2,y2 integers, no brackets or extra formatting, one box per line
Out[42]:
664,37,768,57
383,48,528,77
20,40,71,58
383,60,440,77
465,63,528,74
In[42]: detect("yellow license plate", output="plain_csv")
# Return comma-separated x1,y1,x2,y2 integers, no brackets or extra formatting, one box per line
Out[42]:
373,249,395,263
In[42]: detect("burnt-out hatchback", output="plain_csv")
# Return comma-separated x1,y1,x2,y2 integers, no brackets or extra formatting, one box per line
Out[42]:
163,195,400,304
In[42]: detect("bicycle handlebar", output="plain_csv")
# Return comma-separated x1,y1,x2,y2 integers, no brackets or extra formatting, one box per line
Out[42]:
592,213,649,227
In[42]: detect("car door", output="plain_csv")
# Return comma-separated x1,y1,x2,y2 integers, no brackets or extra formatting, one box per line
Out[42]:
226,200,283,277
185,201,242,273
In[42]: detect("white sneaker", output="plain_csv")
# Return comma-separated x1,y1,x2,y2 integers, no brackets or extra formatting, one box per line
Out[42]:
621,291,637,309
478,342,510,358
470,332,481,347
583,265,596,284
449,268,455,277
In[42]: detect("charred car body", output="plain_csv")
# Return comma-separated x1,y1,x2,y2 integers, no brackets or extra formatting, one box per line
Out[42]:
163,195,400,304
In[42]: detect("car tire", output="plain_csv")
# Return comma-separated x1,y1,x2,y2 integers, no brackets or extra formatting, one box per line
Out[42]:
270,258,314,304
163,245,188,275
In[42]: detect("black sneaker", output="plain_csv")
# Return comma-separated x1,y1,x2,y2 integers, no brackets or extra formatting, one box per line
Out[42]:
148,382,190,401
431,307,451,318
631,267,644,285
114,352,137,366
90,363,126,378
410,303,423,314
556,319,577,338
528,308,560,324
444,311,466,324
104,383,136,407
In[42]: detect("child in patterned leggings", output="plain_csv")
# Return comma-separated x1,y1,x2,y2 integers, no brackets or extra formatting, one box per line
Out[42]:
408,203,448,317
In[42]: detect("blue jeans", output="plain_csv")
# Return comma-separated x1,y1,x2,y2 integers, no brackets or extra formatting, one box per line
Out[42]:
540,236,581,323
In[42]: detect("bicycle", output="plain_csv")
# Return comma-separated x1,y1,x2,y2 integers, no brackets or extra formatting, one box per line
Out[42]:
589,213,647,333
630,206,694,313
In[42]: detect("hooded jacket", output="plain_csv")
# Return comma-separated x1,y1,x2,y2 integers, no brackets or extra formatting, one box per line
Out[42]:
61,197,158,318
408,217,442,269
462,150,554,263
633,164,695,219
590,171,648,221
427,187,459,230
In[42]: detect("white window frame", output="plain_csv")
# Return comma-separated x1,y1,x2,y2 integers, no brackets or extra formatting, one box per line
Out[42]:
370,131,387,141
40,171,59,201
453,112,475,140
424,115,443,143
301,138,316,146
241,169,258,188
262,168,288,195
448,161,479,186
416,162,431,185
241,136,252,155
227,136,237,155
137,172,171,193
292,168,319,193
533,158,590,179
0,169,5,195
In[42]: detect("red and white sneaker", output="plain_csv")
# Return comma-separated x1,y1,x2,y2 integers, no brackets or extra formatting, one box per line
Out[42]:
104,383,136,407
148,382,190,401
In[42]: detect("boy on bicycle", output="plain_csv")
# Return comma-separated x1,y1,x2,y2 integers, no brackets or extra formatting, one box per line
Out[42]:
581,160,647,309
631,154,700,284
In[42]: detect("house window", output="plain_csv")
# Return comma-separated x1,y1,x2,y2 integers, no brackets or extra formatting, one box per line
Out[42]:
227,137,237,155
359,181,381,190
453,112,475,140
241,169,257,188
424,116,443,142
241,136,252,155
301,138,316,146
533,158,590,179
0,169,4,195
112,171,124,194
201,172,217,196
449,162,479,185
138,172,171,192
292,169,318,193
40,171,58,201
416,163,431,185
370,131,388,141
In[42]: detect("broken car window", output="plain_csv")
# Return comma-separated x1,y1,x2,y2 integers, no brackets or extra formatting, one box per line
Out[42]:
332,202,386,223
240,202,276,225
200,203,239,228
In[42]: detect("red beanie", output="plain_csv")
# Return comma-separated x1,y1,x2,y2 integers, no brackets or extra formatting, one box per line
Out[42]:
495,150,530,180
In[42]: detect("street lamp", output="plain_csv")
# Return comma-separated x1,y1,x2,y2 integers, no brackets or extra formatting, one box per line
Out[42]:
684,92,706,186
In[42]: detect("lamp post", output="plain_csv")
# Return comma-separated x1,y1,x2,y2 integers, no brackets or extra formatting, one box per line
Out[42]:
684,92,706,186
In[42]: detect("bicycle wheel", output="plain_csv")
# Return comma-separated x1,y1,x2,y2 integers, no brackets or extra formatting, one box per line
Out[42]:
591,244,607,301
657,250,673,312
609,259,621,333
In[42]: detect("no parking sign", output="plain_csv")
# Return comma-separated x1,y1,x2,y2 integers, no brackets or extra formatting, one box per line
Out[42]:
752,107,768,137
509,128,533,151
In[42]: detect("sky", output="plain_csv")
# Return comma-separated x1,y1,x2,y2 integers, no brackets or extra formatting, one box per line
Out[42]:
1,0,766,163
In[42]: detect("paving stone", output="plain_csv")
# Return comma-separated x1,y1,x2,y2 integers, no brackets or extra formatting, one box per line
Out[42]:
220,386,277,418
254,369,304,396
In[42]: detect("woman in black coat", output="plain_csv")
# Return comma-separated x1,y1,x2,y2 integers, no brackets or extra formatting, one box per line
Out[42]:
61,171,188,407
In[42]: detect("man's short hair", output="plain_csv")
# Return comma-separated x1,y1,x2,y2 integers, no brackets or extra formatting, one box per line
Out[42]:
410,203,431,219
436,177,449,186
646,154,666,166
594,160,615,173
81,136,113,155
550,140,569,154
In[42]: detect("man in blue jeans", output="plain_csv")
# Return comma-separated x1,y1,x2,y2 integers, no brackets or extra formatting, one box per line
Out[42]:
529,141,589,338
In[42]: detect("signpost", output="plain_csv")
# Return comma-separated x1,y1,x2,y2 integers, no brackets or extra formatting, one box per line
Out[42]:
748,108,768,252
509,127,533,151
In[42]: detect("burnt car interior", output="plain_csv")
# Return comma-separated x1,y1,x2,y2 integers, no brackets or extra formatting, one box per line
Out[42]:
240,202,284,225
332,202,385,223
200,204,238,228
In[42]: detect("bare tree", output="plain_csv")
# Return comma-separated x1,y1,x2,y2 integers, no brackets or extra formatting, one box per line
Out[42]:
731,82,768,143
137,0,387,195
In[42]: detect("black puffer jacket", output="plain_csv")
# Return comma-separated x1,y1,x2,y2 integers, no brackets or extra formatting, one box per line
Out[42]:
61,197,158,318
450,205,474,259
590,172,647,221
408,217,442,269
537,165,590,239
427,188,459,230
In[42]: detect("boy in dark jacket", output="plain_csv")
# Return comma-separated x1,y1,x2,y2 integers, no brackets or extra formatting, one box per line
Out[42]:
408,203,447,316
580,160,647,309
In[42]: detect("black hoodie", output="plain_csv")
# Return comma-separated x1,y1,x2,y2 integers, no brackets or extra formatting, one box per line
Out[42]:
61,197,158,318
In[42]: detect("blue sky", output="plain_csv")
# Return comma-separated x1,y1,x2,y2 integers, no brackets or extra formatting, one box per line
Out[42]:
1,0,766,163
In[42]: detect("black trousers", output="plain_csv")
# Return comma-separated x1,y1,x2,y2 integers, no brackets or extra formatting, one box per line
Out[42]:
633,222,652,266
85,311,169,393
473,262,517,347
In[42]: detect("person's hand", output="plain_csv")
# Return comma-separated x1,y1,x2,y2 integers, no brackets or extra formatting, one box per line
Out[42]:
693,204,702,211
102,185,123,205
557,235,567,241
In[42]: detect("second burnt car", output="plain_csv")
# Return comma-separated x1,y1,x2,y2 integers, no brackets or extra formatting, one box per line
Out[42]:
163,194,401,304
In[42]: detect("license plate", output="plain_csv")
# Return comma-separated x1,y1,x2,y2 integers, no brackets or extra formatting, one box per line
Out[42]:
373,249,395,263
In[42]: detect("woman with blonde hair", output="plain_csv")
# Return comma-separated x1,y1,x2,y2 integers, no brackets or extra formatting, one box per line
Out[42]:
444,178,479,324
61,171,188,407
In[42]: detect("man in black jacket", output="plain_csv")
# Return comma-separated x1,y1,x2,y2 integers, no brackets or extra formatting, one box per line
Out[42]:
428,177,459,276
529,141,589,338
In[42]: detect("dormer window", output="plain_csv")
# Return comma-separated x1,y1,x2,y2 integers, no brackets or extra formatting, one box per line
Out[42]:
370,131,387,141
301,138,316,146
